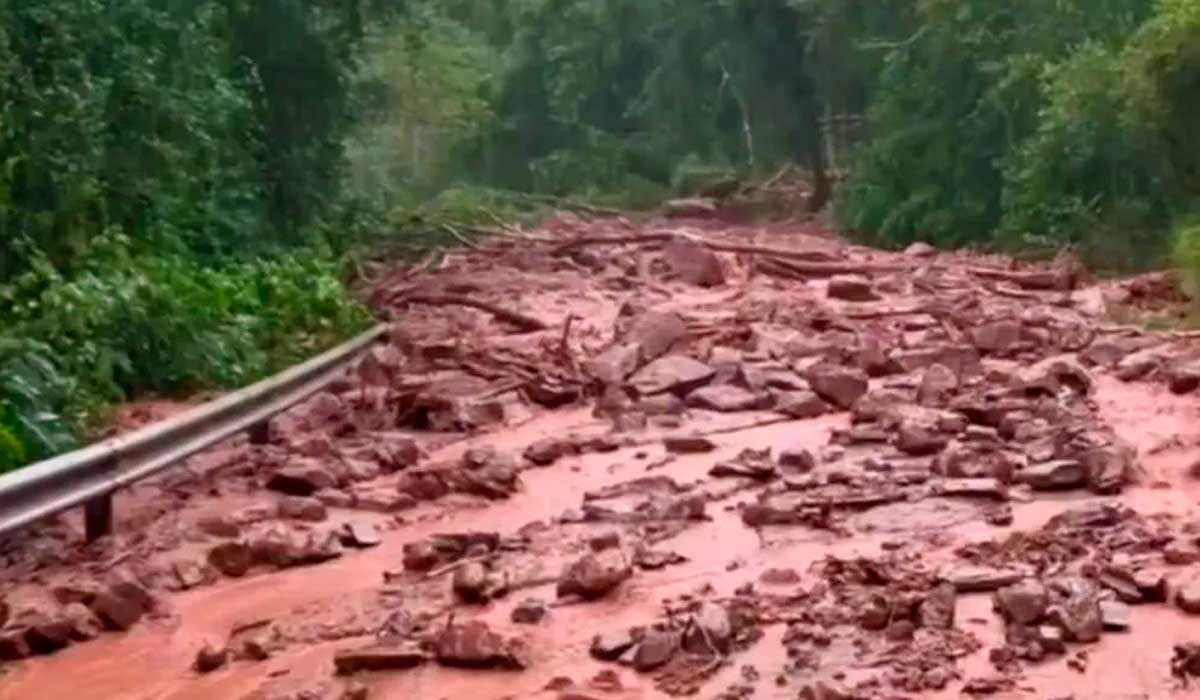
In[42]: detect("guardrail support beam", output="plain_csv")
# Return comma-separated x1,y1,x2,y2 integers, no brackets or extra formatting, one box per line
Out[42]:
84,493,114,542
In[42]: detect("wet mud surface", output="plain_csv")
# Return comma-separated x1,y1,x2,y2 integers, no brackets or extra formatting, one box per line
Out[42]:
4,211,1200,699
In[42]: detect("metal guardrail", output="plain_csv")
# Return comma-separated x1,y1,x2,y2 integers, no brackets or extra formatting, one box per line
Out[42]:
0,323,389,541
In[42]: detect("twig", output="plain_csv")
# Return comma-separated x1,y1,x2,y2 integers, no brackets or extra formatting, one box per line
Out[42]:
440,223,478,249
401,294,549,332
423,554,490,581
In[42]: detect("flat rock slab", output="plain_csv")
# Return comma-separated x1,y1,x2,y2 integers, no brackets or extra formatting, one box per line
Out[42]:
942,565,1026,592
629,355,715,395
686,385,769,412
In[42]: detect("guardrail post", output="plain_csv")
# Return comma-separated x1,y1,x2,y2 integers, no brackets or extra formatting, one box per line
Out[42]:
84,493,114,542
248,419,272,445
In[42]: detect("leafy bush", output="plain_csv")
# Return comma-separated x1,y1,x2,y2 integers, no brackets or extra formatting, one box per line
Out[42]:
0,240,370,468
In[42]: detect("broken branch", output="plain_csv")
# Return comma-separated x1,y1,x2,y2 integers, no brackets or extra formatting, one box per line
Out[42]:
402,294,549,333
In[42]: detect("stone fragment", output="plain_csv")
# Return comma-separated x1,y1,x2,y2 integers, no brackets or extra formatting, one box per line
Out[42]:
917,364,958,405
632,631,677,672
62,603,102,641
920,584,957,630
663,436,717,454
1018,460,1085,490
277,496,328,522
334,643,428,674
686,385,769,412
196,515,241,539
807,364,869,410
778,448,816,473
896,422,947,456
773,390,829,418
435,621,524,670
970,321,1022,354
663,237,725,287
590,629,637,661
630,355,715,396
194,643,228,673
266,464,337,497
827,275,879,302
524,438,569,467
511,598,548,624
1099,600,1131,631
683,603,731,655
994,579,1049,626
905,242,937,257
557,552,632,600
943,565,1025,593
342,522,382,548
452,562,491,604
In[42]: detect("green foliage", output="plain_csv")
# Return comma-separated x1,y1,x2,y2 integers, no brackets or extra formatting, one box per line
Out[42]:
0,238,370,464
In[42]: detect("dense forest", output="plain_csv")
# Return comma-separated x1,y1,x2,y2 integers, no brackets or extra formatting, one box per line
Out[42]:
3,0,1199,469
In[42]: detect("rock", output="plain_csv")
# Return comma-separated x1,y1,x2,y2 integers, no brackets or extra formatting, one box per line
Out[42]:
1014,356,1094,397
314,488,355,509
1176,581,1200,614
943,565,1025,593
630,355,715,396
1036,625,1066,655
920,584,957,630
686,385,769,412
1083,443,1134,494
885,619,915,642
1175,643,1200,679
773,390,830,419
663,436,717,454
709,460,776,481
1045,577,1102,643
917,364,958,405
1099,600,1131,631
970,321,1022,354
22,619,72,655
557,552,632,600
778,448,816,473
196,515,241,539
1017,460,1085,490
591,629,637,661
994,579,1049,625
1164,540,1199,565
266,464,337,497
905,242,937,257
589,532,621,552
896,422,948,456
524,438,569,466
334,643,428,674
277,496,328,522
683,603,731,655
1098,568,1143,604
664,237,725,287
632,631,677,672
663,197,718,219
511,598,547,624
453,562,491,603
937,478,1007,500
62,603,102,641
636,394,685,416
1134,569,1166,602
90,589,147,631
402,541,440,572
0,632,29,660
760,568,801,586
1168,362,1200,394
194,643,228,673
342,522,382,548
827,275,879,302
355,487,418,513
435,621,524,670
807,364,869,410
859,597,890,631
173,559,214,590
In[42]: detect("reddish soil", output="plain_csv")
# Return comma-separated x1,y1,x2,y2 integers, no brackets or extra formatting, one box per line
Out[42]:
3,211,1200,700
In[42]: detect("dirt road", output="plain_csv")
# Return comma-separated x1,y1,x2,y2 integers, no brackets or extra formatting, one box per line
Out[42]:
3,210,1200,699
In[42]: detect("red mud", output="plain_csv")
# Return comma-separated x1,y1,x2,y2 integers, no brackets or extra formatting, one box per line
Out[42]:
3,211,1200,700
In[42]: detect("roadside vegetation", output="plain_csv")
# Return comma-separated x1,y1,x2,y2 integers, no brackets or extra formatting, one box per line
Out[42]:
4,0,1200,469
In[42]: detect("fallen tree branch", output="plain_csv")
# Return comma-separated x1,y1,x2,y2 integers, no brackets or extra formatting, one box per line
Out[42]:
969,266,1073,291
402,294,549,332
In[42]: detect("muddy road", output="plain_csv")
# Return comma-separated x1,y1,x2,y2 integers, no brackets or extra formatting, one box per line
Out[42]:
3,210,1200,700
